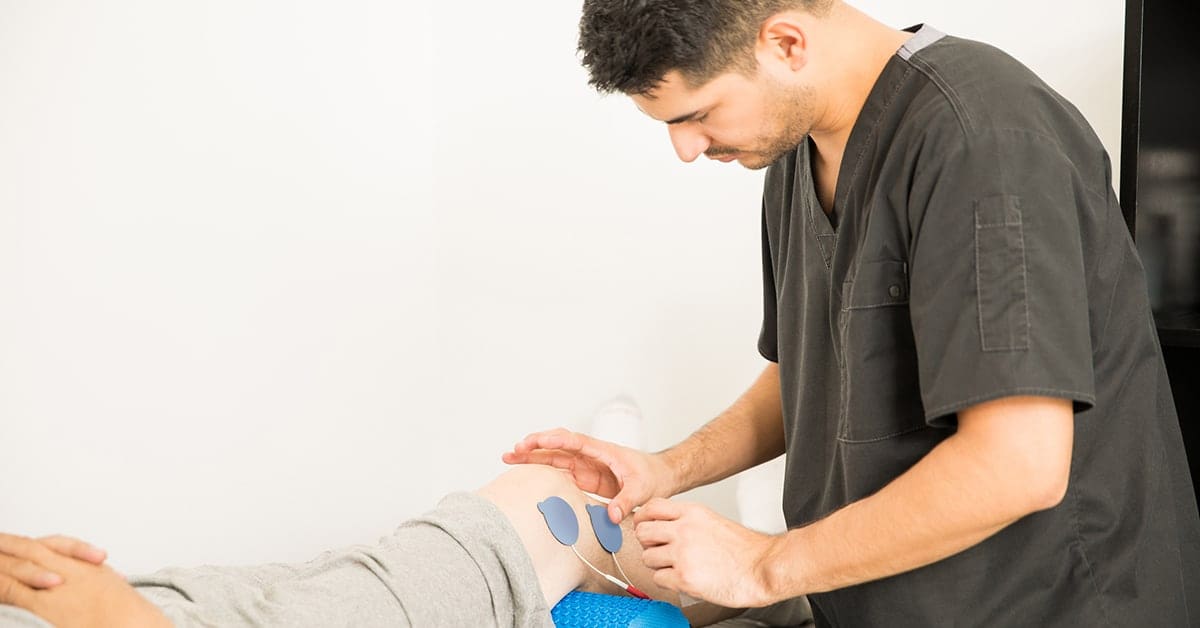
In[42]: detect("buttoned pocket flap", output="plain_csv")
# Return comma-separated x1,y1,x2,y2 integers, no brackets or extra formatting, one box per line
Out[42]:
845,260,909,310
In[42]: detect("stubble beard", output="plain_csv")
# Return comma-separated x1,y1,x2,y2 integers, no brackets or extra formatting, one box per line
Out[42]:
736,83,817,171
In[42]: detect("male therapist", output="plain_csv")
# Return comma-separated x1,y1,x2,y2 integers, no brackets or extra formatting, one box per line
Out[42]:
504,1,1200,626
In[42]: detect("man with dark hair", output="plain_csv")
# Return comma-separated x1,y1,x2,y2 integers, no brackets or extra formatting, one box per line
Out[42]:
506,1,1200,625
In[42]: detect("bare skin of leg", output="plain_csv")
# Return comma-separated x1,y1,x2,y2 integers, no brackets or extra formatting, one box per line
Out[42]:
476,464,745,625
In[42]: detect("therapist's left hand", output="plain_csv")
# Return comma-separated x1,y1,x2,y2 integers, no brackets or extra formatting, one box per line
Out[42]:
633,499,784,608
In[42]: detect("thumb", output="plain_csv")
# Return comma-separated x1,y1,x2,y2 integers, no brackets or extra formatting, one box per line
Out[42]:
608,501,626,525
608,457,658,524
609,487,642,524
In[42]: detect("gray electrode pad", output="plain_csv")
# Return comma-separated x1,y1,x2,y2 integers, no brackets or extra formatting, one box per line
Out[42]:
537,496,580,546
585,504,623,553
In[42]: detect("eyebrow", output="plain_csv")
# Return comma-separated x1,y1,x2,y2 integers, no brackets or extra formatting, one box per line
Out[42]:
632,100,704,125
664,110,701,125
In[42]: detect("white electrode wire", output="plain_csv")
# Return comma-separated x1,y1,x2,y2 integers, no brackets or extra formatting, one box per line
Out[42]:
582,491,611,504
612,554,633,585
570,545,627,592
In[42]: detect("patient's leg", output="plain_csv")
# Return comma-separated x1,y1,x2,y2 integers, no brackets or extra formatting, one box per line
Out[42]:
3,468,574,628
1,464,746,627
476,464,682,607
133,464,696,625
477,464,746,625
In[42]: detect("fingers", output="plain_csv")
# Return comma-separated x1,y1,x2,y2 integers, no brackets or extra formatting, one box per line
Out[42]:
0,534,97,590
632,500,684,571
0,554,62,589
503,429,591,471
506,429,634,517
500,449,567,469
604,478,637,524
646,555,698,600
632,498,682,525
651,567,682,594
634,519,673,549
38,535,107,565
505,428,665,525
0,534,71,574
511,429,625,474
0,572,35,609
511,428,580,455
606,501,626,525
641,544,675,570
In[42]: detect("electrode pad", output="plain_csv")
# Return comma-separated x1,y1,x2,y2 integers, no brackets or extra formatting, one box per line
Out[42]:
586,504,623,553
539,495,650,600
537,496,580,546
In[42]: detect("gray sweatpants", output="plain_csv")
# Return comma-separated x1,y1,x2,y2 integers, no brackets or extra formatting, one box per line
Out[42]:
0,492,555,627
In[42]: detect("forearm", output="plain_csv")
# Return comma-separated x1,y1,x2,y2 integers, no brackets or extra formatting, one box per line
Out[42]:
764,424,1062,597
659,363,784,495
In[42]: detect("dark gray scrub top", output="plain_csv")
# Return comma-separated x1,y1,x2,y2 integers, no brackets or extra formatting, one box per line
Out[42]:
758,25,1200,627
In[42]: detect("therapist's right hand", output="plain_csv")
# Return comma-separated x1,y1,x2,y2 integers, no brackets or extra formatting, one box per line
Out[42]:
502,428,676,524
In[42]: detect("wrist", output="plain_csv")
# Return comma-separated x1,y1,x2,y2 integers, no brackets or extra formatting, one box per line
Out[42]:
652,448,685,497
757,529,808,602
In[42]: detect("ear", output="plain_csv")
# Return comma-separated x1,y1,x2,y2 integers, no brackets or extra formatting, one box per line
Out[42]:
757,14,809,73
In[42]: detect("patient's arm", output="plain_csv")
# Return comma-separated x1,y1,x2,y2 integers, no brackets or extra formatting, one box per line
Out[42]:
0,534,170,628
476,464,745,625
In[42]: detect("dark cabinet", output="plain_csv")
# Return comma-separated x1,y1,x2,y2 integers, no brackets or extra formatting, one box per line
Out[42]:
1121,0,1200,503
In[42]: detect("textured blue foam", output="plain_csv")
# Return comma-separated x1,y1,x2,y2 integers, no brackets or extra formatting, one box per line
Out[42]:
551,590,688,627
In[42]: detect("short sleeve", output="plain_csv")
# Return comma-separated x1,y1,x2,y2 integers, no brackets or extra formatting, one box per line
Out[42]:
758,200,779,362
908,128,1097,427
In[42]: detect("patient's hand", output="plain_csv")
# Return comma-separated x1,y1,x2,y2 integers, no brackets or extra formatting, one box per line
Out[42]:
0,533,170,628
0,534,108,590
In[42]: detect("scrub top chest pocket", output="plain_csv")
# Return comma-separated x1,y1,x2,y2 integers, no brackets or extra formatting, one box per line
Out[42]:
837,260,929,443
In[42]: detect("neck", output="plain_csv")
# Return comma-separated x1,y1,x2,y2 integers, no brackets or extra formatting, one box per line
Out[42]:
807,4,913,161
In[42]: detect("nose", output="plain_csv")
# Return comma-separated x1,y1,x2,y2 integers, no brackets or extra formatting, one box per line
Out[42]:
667,124,710,163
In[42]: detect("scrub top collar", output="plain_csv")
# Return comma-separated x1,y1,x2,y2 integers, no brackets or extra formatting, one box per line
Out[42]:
808,23,947,242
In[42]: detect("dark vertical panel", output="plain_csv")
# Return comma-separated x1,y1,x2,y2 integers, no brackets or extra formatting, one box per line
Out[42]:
1124,0,1200,509
1133,0,1200,335
1163,346,1200,490
1120,0,1143,240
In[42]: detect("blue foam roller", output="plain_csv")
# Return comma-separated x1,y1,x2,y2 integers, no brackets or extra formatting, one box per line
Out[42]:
551,590,688,627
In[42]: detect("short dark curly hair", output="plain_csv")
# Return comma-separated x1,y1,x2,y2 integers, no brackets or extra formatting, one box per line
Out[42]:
578,0,832,95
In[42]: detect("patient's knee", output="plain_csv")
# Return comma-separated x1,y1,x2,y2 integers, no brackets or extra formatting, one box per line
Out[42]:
478,465,584,510
476,465,594,605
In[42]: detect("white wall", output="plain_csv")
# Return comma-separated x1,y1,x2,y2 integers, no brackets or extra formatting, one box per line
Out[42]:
0,0,1124,575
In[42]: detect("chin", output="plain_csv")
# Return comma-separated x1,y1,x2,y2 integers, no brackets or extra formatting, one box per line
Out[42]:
741,145,800,170
738,155,777,171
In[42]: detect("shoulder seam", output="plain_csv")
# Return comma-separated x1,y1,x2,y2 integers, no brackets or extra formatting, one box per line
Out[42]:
904,54,974,135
